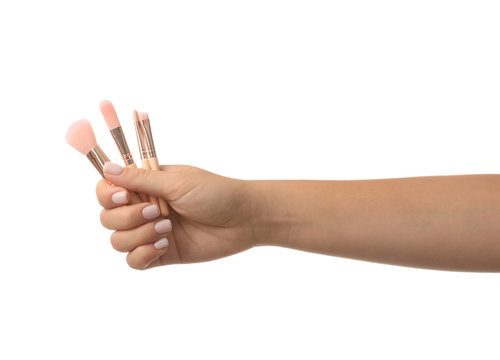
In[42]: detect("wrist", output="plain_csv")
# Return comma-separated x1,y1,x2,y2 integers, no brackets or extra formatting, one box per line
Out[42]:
245,180,295,247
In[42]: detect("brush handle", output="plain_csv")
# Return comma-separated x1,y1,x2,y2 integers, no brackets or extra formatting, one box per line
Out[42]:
141,159,160,207
149,157,170,216
127,163,150,203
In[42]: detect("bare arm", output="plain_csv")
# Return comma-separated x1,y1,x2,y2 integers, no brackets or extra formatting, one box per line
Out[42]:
249,175,500,272
97,163,500,271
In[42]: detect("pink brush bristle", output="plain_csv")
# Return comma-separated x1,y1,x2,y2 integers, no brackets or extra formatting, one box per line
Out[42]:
65,119,97,155
99,100,121,130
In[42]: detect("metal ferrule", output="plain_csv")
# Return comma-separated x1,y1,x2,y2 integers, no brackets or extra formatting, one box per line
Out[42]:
135,120,149,159
110,127,134,166
141,118,157,158
86,145,110,177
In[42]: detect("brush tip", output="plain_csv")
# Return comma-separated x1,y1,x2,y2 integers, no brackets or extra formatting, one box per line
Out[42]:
133,110,140,122
138,112,149,121
66,119,97,155
99,100,120,130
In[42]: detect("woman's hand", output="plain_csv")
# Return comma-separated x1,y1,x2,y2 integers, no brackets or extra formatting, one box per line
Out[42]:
96,163,255,270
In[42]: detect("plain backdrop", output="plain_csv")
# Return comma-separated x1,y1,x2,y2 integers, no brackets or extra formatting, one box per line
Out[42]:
1,0,499,359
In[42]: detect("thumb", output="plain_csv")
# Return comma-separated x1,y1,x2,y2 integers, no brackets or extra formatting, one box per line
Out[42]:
103,162,169,198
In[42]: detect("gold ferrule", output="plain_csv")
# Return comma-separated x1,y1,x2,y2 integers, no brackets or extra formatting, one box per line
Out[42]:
135,120,149,159
141,119,157,158
110,127,134,166
86,145,110,177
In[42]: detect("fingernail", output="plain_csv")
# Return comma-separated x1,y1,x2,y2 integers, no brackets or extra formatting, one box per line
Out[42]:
111,191,127,204
155,219,172,233
154,237,169,250
142,204,160,219
103,162,124,175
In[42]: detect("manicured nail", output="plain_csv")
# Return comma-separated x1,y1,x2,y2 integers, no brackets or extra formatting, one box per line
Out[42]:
142,204,160,219
154,237,169,250
103,162,124,175
155,219,172,233
111,191,127,204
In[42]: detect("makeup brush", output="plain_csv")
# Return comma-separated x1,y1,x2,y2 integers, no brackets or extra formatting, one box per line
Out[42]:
66,118,141,205
100,100,148,202
134,110,169,216
65,119,110,177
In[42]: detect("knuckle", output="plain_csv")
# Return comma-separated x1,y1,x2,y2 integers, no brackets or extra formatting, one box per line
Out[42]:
126,254,145,270
100,210,116,230
95,180,109,204
109,231,124,252
126,258,140,270
99,210,109,229
127,247,149,270
137,249,150,267
137,167,151,179
124,208,136,225
136,168,154,186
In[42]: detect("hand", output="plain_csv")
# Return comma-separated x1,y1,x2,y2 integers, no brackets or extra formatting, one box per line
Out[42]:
96,163,255,270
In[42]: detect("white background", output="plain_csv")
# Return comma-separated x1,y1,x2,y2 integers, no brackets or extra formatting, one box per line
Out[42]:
1,0,499,359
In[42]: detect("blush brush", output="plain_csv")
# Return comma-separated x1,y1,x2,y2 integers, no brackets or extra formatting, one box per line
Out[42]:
65,119,141,204
65,119,110,177
100,100,148,202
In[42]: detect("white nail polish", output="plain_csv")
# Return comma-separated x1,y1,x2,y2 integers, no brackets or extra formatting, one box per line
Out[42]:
155,219,172,233
142,204,160,219
154,237,169,250
111,191,127,204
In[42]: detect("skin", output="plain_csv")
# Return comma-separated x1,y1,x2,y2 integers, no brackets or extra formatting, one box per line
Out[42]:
97,163,500,271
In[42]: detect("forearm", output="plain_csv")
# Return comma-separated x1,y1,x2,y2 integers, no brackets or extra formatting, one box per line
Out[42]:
249,174,500,272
